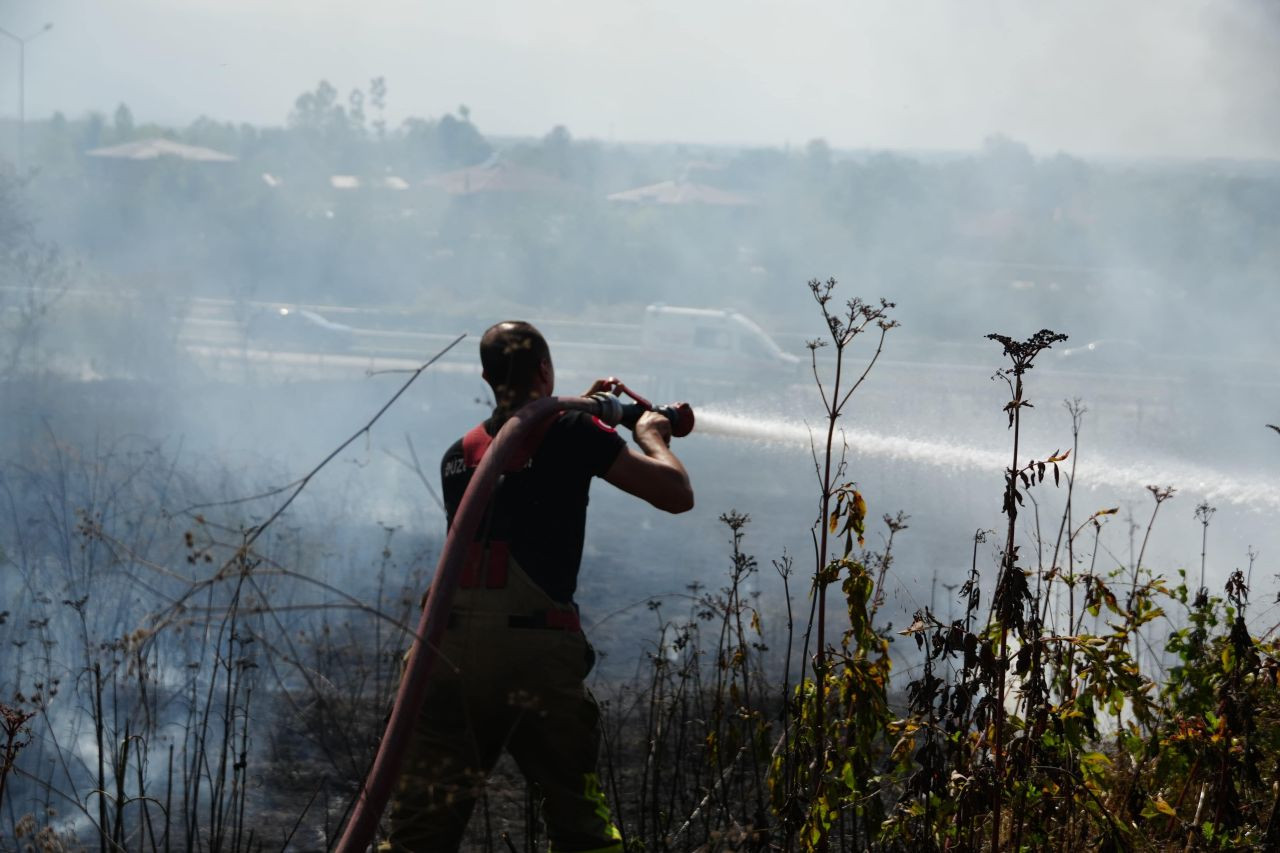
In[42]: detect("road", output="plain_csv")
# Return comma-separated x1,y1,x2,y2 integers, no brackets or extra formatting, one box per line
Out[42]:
7,284,1276,401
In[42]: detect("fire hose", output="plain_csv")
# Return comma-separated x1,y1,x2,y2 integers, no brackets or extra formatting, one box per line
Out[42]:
336,387,693,851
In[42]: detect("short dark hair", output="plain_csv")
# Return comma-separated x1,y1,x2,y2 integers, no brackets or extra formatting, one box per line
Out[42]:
480,321,551,410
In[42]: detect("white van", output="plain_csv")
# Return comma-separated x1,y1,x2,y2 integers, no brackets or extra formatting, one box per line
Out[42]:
640,305,800,390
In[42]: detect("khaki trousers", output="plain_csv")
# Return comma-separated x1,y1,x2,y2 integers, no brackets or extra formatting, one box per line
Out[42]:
381,560,623,853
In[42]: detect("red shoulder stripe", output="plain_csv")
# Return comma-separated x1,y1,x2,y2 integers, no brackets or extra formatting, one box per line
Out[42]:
462,412,562,472
461,423,492,469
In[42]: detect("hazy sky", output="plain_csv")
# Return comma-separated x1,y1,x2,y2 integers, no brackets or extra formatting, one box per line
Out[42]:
3,0,1278,158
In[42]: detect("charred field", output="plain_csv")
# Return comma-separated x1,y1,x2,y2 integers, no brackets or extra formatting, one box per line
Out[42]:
2,281,1279,852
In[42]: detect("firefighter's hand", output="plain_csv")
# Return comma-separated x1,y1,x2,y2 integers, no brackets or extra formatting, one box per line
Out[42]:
583,376,622,397
634,410,672,446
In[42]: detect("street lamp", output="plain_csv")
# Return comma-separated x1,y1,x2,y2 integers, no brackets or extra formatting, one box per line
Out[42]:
0,22,53,172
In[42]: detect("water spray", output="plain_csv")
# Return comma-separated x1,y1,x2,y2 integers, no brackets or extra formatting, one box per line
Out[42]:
692,408,1280,513
336,385,693,852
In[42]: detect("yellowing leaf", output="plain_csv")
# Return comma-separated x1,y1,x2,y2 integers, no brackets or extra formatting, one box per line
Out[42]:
852,490,867,547
1079,751,1110,771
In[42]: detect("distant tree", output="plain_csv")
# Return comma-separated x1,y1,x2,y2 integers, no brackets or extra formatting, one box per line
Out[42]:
348,88,366,132
981,134,1035,177
81,112,105,150
723,147,790,190
806,138,831,168
436,110,491,168
540,124,573,178
805,138,832,185
287,79,369,170
38,112,77,172
370,77,388,140
113,103,135,142
289,80,346,135
185,115,241,155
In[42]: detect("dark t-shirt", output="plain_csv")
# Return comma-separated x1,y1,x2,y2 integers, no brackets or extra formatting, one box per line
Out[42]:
440,410,627,604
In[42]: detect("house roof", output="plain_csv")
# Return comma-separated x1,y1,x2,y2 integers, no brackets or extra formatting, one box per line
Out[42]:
86,137,237,163
607,179,751,206
424,157,567,195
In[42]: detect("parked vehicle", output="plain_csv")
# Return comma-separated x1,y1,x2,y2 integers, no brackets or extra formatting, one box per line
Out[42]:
640,305,800,392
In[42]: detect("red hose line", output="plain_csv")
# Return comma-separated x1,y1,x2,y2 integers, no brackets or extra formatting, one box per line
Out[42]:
335,396,596,852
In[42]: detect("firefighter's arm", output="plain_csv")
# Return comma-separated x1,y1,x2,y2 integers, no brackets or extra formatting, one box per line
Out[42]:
603,412,694,514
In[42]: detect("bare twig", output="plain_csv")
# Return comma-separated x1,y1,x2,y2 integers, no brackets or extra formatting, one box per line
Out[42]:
148,334,465,632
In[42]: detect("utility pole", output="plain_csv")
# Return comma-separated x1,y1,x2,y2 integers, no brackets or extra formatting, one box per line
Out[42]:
0,22,53,172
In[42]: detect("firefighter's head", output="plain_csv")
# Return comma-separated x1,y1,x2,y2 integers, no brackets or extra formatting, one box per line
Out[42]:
480,321,554,411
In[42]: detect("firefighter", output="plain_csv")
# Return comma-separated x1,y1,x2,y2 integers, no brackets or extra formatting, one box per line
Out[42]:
383,320,694,851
